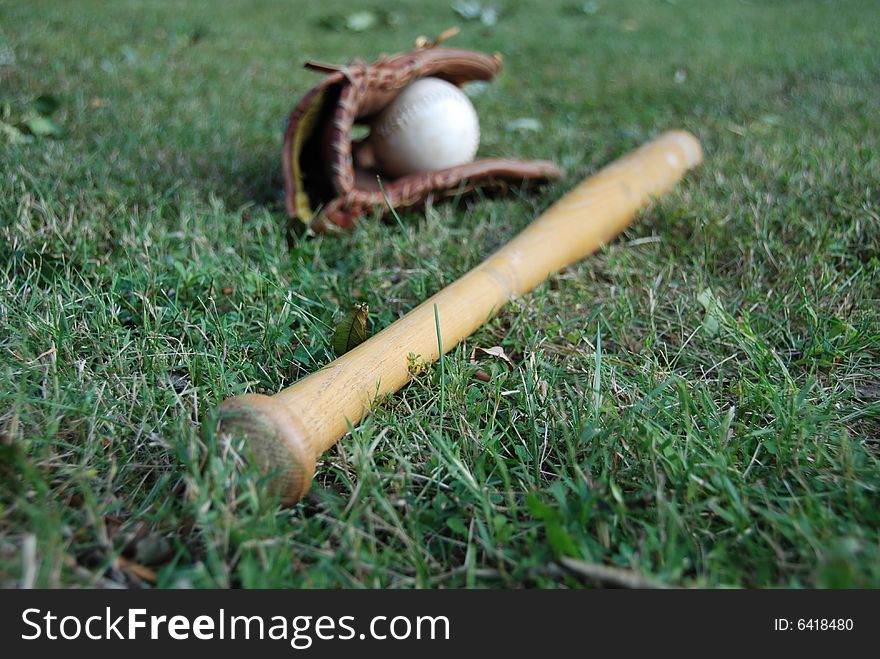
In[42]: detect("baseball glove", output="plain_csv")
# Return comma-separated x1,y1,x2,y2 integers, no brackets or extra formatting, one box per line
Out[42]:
283,29,562,233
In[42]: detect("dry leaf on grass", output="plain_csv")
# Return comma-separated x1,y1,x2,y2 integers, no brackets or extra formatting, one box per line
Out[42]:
332,303,370,356
470,345,515,370
473,369,491,382
115,556,157,584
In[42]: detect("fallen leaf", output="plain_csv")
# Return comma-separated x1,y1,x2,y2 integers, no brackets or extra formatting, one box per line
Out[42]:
318,9,398,32
451,1,483,20
537,379,549,401
116,556,157,584
451,1,500,26
470,345,515,370
697,288,726,337
23,115,63,137
474,369,491,382
346,10,378,32
33,94,60,116
505,117,542,132
579,1,600,15
332,303,371,355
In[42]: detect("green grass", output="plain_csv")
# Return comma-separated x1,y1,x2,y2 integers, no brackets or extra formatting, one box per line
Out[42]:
1,0,878,588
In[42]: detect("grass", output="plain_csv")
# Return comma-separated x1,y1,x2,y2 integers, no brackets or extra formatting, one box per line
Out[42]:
1,0,878,588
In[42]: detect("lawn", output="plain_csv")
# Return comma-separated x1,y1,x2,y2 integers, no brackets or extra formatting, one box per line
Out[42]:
1,0,878,588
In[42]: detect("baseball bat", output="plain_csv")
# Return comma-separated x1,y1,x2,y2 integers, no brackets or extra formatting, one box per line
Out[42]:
217,130,703,505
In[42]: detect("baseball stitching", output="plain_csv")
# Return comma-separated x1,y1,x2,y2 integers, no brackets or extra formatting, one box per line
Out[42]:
373,83,480,156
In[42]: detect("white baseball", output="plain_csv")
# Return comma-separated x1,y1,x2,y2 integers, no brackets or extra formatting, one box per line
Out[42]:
370,77,480,178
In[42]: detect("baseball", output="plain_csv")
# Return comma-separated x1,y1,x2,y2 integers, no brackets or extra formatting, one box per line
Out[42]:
369,77,480,179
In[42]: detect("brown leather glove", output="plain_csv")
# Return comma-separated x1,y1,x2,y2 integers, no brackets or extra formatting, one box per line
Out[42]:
282,30,562,233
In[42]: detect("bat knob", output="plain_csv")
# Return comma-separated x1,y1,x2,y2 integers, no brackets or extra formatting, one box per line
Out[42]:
216,393,316,505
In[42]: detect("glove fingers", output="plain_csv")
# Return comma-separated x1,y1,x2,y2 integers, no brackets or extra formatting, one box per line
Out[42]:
326,83,359,196
359,48,503,117
311,159,563,232
416,158,563,183
354,158,562,198
384,47,503,87
383,158,562,207
283,72,346,223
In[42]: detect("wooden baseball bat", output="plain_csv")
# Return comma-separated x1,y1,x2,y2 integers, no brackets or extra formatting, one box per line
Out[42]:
217,130,703,505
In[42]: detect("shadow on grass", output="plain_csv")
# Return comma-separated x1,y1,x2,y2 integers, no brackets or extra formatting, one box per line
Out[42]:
203,146,286,211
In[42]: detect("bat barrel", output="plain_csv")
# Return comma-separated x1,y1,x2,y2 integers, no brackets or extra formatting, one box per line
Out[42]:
486,130,702,296
216,130,703,505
